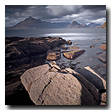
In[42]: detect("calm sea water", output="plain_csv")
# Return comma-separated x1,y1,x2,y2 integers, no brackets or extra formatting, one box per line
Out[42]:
5,28,106,69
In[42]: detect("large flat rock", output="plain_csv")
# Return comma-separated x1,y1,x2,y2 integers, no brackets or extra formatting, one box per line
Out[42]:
63,49,85,59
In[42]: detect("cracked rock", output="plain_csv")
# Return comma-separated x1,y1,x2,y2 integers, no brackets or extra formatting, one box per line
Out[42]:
21,64,99,105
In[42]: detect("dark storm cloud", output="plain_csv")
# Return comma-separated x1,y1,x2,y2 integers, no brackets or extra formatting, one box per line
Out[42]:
5,5,30,10
5,5,106,27
5,5,49,26
82,5,106,11
5,5,46,18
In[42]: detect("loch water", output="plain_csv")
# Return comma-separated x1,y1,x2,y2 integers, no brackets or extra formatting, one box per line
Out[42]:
5,28,106,69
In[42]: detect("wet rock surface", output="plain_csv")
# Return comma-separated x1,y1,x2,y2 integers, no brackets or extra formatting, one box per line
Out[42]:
63,49,85,59
100,44,106,50
98,52,106,63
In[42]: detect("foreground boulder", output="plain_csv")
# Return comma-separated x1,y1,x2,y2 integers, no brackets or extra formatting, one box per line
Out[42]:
21,64,100,105
63,49,85,59
21,64,80,105
65,68,99,104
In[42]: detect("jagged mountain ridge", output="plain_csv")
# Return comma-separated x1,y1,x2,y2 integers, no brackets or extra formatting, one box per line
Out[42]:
67,21,80,28
6,16,70,29
6,16,103,29
67,21,101,28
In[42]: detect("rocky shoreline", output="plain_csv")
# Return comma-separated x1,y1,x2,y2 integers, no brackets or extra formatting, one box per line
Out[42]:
5,36,106,105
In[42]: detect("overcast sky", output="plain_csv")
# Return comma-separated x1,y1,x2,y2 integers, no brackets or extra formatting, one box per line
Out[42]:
5,5,106,27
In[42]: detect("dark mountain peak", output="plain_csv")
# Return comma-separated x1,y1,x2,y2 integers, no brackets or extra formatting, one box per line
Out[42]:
23,16,42,24
29,16,33,19
67,21,80,28
71,21,79,25
24,16,37,21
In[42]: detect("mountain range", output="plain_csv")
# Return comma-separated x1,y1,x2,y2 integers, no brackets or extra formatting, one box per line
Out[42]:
67,21,88,28
6,16,104,29
6,16,70,29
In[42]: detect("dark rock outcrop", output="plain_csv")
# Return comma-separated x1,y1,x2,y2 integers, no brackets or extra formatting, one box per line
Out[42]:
5,37,68,56
5,36,69,102
5,36,69,70
76,66,106,92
